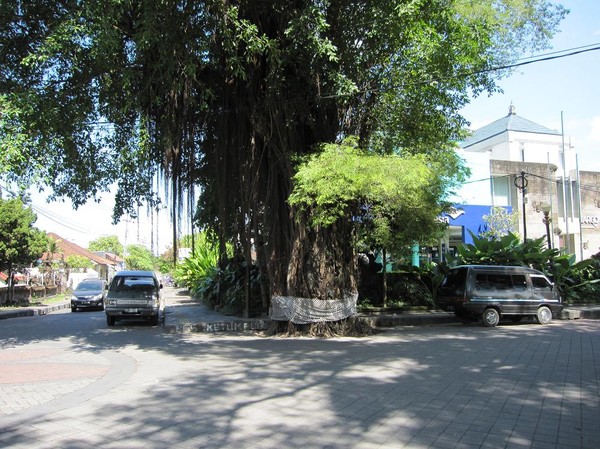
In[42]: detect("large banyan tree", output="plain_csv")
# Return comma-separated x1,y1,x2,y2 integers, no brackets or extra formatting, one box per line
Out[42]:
1,1,566,313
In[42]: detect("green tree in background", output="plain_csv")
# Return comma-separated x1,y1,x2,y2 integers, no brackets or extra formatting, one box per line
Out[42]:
65,255,93,271
88,236,123,257
125,244,155,271
0,197,48,303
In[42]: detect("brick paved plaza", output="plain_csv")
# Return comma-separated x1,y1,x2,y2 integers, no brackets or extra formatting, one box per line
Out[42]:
0,307,599,449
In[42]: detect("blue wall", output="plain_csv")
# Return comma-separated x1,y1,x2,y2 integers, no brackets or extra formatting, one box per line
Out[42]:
443,205,512,244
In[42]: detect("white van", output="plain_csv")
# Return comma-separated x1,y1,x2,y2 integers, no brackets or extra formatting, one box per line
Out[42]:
105,270,164,327
437,265,563,327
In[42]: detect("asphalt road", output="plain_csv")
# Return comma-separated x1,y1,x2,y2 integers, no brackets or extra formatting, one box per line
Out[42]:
0,293,599,449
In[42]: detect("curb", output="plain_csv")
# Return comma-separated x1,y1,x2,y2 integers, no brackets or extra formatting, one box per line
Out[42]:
163,318,272,334
362,312,458,328
561,307,600,320
0,302,71,320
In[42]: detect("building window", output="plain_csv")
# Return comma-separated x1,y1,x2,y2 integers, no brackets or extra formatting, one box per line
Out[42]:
520,142,525,162
491,176,511,206
556,178,580,219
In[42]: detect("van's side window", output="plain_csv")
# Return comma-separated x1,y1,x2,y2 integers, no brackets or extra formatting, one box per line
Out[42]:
475,273,513,291
512,275,527,291
475,274,491,291
475,273,527,292
531,275,552,290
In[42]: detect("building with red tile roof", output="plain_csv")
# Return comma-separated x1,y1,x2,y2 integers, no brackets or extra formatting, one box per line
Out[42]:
43,233,119,281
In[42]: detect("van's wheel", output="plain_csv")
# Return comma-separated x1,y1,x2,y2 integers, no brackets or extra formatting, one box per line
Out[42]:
536,306,552,325
482,308,500,327
107,315,116,327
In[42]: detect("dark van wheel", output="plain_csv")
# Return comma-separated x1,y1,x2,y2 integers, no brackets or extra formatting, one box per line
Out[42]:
482,308,500,327
536,306,552,325
107,315,116,326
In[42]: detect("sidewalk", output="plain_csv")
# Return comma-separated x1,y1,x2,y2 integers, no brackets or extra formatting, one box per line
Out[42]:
2,287,600,332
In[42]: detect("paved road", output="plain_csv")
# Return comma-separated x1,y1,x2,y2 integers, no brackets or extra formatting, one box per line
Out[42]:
0,290,599,448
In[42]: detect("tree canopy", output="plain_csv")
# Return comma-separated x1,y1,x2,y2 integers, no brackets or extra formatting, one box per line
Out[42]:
88,236,123,257
0,1,568,303
0,197,48,272
125,244,155,271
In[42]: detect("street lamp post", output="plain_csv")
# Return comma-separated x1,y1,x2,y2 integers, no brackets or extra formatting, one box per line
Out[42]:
540,203,552,250
514,172,528,241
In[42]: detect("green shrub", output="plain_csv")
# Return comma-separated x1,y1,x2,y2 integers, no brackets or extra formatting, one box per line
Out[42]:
195,258,263,316
357,267,436,309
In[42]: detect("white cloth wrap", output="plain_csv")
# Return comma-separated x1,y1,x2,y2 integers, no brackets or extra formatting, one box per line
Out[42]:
270,292,358,324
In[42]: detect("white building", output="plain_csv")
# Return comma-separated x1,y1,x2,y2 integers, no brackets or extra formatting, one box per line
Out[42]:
450,104,600,260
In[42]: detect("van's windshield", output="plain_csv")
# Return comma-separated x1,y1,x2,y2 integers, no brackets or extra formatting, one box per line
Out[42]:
110,276,157,292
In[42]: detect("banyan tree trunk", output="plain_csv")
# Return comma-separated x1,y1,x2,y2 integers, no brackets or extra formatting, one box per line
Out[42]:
285,217,357,300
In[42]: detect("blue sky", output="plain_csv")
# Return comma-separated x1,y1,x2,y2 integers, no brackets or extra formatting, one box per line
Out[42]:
461,0,600,171
29,1,600,250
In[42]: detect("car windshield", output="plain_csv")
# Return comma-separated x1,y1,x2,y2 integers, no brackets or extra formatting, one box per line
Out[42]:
76,281,103,291
111,276,156,292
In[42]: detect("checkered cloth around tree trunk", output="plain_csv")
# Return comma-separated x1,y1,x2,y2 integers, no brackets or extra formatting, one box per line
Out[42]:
269,292,358,324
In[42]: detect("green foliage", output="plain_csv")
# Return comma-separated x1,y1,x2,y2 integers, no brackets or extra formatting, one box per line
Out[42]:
88,236,123,256
173,232,262,317
389,277,435,308
173,243,220,292
0,197,48,271
398,263,450,305
65,255,93,270
194,259,262,316
156,255,174,276
452,231,557,268
358,259,448,309
546,254,597,304
573,254,600,303
124,244,155,271
289,138,450,248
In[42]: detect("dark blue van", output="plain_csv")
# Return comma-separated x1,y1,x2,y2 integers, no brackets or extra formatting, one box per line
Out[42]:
437,265,563,327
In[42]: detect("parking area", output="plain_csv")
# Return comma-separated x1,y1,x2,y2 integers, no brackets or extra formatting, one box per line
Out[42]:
1,312,599,448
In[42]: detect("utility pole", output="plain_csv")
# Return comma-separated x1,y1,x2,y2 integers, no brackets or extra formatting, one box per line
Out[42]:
514,171,528,241
561,111,570,253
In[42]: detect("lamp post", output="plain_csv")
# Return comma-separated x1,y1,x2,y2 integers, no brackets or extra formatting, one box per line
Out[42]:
540,203,552,249
514,172,528,241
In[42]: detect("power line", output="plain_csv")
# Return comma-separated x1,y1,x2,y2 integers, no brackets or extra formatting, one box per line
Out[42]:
320,43,600,99
463,170,600,196
30,204,97,235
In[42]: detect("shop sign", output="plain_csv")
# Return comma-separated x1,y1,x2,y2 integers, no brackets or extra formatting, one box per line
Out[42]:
582,216,600,228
